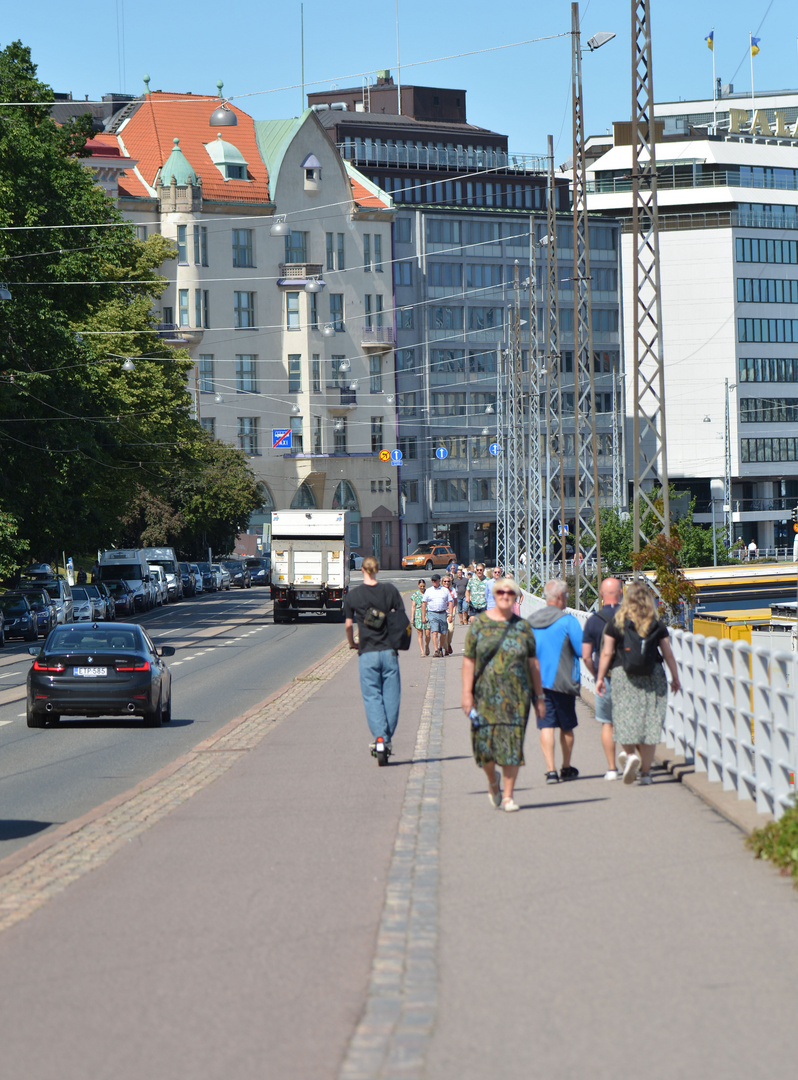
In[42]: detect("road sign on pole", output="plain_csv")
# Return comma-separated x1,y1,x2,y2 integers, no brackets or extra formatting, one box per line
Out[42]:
435,446,448,460
272,428,292,449
489,443,500,456
379,449,391,462
390,449,403,466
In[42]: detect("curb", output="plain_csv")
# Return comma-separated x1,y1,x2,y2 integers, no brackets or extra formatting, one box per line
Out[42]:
653,749,771,836
0,637,353,883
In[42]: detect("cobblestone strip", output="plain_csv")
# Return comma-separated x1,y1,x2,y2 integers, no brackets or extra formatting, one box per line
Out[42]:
339,657,446,1080
0,643,353,935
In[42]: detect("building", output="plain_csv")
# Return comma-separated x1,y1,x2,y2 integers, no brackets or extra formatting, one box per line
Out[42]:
311,74,622,564
85,88,402,565
587,98,798,549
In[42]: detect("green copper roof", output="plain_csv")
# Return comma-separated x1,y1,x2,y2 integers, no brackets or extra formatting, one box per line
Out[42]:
160,137,197,186
254,112,311,187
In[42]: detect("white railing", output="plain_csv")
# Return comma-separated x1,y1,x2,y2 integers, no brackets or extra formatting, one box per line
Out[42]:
666,631,797,819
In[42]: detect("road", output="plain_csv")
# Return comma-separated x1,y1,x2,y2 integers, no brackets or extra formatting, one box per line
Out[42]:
0,586,348,859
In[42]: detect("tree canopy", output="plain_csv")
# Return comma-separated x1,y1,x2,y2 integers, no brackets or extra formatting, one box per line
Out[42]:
0,41,262,570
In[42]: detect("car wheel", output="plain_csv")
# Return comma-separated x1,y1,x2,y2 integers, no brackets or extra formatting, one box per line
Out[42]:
162,696,171,724
425,560,434,571
145,696,163,727
26,707,46,729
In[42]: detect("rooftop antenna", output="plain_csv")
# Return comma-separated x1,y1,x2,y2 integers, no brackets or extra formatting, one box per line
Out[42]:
396,0,402,115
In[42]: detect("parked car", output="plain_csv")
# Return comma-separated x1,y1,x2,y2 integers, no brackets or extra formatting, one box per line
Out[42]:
26,622,174,728
83,583,115,621
221,559,251,588
244,556,271,585
148,565,169,606
195,561,217,592
0,594,39,641
0,606,5,647
212,563,231,591
71,586,100,622
16,586,58,636
190,564,204,594
349,552,364,570
104,579,137,618
179,562,198,598
401,542,457,571
37,577,74,624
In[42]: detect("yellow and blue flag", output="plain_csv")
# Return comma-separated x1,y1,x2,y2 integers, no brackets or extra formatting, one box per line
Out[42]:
750,35,761,57
706,30,714,51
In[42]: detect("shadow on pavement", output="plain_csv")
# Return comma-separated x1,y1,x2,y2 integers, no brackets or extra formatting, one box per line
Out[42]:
45,717,195,730
0,820,55,842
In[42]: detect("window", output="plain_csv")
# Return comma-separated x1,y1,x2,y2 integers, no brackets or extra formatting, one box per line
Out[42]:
588,226,616,251
736,237,798,264
291,481,317,508
337,233,345,270
467,264,503,288
371,417,384,452
312,354,321,392
309,290,318,329
179,289,189,327
332,480,359,510
399,436,417,459
739,356,798,382
334,417,347,453
436,436,468,462
736,278,798,304
468,307,503,331
328,356,345,388
429,263,463,287
376,295,384,327
194,289,209,328
374,234,382,271
227,164,245,179
364,234,371,271
238,417,259,455
431,392,466,416
200,416,215,436
365,294,373,329
740,397,798,422
738,318,798,343
397,348,417,372
397,392,418,417
177,224,188,263
369,355,382,392
288,354,301,393
399,307,414,329
472,478,497,501
350,521,361,547
395,217,412,243
741,437,798,462
198,355,214,393
313,416,322,454
236,355,258,393
284,230,308,264
592,309,619,333
394,261,413,286
326,232,345,270
286,291,300,330
162,306,173,326
431,349,465,374
290,415,303,452
232,229,253,267
326,232,335,271
428,306,464,330
433,479,468,503
593,267,617,292
468,350,496,375
402,479,419,503
193,225,208,266
136,225,147,242
330,294,344,331
234,291,256,329
425,219,461,245
471,392,497,414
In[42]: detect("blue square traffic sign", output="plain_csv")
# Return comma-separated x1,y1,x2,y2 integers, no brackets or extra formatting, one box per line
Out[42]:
273,428,292,449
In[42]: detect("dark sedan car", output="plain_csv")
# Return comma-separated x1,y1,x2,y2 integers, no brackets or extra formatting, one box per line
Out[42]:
103,579,137,618
244,556,271,586
178,562,198,598
0,594,39,641
27,622,174,728
15,587,58,636
221,559,251,588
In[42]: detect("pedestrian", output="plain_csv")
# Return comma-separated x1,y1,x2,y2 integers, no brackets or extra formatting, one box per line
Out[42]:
462,576,546,812
344,556,404,760
595,581,681,785
76,566,87,585
410,579,431,657
484,566,503,611
421,573,453,657
527,580,583,784
453,567,469,625
581,576,623,779
748,539,758,561
442,573,456,655
465,563,489,622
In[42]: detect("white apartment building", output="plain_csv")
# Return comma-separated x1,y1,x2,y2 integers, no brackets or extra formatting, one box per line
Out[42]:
90,92,400,564
588,105,798,548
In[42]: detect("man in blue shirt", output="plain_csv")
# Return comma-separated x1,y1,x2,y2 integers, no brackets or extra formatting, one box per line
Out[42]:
528,579,583,783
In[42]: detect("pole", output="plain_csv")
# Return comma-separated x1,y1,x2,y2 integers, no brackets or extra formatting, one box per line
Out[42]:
750,32,755,119
711,27,717,133
724,378,733,550
711,498,717,566
396,0,402,115
300,3,305,113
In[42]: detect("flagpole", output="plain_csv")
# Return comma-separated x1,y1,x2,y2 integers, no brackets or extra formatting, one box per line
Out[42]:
712,28,717,132
750,32,755,119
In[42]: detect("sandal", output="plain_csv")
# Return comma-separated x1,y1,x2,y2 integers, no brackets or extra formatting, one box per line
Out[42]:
488,775,501,808
501,797,520,813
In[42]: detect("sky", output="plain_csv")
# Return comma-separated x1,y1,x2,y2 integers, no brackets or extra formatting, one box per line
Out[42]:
4,0,797,160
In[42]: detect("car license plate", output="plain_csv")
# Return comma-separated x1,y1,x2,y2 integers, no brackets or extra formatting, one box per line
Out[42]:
298,591,317,599
74,667,108,677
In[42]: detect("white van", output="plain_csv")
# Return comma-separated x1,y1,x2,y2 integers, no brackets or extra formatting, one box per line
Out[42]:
142,546,182,601
148,565,169,606
98,549,154,613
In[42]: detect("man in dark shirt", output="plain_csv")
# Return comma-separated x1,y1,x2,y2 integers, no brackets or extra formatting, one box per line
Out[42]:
581,577,622,779
344,556,404,756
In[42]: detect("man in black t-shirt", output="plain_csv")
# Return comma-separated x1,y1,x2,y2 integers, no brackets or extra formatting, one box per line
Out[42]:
581,577,622,779
344,556,404,755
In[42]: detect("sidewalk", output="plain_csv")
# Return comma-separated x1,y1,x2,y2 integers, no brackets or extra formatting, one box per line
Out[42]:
0,630,796,1079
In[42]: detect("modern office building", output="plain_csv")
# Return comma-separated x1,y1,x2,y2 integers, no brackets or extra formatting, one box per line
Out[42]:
587,97,798,548
84,89,403,564
311,74,623,563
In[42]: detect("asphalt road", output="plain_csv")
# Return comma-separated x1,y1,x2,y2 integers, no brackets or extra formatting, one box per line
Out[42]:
0,586,346,858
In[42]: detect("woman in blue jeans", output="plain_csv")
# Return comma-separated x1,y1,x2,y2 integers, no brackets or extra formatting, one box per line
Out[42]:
343,556,403,754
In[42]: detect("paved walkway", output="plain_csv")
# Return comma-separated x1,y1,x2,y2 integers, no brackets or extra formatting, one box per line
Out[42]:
0,630,796,1079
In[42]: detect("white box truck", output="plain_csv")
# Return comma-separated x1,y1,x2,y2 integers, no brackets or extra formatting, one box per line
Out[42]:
270,510,349,622
142,546,182,601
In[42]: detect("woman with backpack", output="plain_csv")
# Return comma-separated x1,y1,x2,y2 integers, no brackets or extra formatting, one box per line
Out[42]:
594,581,681,785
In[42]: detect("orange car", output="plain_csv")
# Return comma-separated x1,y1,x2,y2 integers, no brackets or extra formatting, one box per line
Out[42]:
402,542,456,571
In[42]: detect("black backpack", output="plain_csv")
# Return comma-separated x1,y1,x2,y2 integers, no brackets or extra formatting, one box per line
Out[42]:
620,621,662,676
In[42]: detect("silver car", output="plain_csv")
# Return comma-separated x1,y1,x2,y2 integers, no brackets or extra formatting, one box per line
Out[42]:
38,577,74,624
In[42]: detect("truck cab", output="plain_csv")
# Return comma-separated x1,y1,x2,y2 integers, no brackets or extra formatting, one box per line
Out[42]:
270,510,349,622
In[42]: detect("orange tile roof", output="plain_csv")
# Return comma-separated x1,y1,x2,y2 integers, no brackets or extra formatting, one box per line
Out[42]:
349,175,389,209
117,92,271,204
83,132,152,198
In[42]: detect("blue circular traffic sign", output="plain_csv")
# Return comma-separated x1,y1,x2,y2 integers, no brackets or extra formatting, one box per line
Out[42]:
435,446,448,460
390,448,403,464
489,443,500,456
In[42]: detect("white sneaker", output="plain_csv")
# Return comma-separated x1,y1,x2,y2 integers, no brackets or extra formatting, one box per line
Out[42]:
501,797,520,812
604,769,619,781
617,750,628,772
622,753,641,785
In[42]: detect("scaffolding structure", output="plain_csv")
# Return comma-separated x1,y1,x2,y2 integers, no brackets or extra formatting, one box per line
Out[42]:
631,0,670,547
544,135,566,583
525,222,544,588
495,266,526,581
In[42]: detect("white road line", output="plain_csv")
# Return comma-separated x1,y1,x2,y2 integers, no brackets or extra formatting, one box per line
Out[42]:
0,719,14,726
170,661,183,666
0,672,22,679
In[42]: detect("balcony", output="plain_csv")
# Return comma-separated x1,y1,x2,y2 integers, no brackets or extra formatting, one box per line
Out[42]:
338,387,357,406
157,322,192,346
277,262,324,285
361,326,394,351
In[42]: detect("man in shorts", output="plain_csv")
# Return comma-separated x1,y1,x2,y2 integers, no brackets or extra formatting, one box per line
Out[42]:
465,563,488,622
453,567,469,625
528,579,583,784
421,573,453,657
581,577,623,779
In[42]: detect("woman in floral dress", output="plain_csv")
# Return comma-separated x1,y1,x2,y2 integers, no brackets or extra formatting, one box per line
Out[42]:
410,579,430,657
461,578,546,811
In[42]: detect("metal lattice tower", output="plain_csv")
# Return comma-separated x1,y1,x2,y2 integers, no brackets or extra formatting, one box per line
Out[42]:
612,371,623,510
544,135,565,582
631,0,670,549
526,214,544,589
495,268,526,580
571,1,602,608
495,343,507,573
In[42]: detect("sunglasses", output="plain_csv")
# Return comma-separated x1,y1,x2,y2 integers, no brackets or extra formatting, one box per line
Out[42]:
493,589,516,597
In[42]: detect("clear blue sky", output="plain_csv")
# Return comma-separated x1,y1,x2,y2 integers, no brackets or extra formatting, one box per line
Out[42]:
4,0,797,159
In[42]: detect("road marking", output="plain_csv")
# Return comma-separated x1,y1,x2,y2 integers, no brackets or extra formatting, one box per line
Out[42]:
0,720,14,726
170,661,183,666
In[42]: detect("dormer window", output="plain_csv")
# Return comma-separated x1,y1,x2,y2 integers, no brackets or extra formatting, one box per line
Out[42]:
302,153,322,193
227,164,246,179
203,134,250,182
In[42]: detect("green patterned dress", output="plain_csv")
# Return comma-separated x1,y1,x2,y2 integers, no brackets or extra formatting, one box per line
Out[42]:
411,590,430,630
464,613,538,766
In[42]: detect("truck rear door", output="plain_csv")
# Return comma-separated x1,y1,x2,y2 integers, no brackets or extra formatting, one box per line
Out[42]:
327,548,344,589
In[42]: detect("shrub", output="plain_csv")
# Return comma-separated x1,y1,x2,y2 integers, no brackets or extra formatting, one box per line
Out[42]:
746,799,798,887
